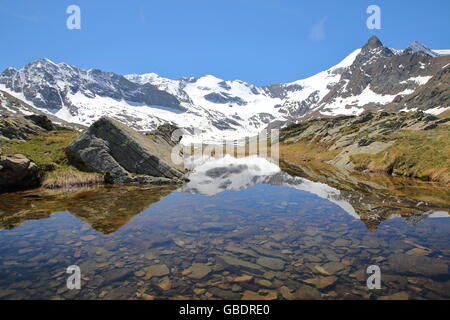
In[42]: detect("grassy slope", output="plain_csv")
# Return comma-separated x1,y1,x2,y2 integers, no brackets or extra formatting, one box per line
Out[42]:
0,130,102,189
281,123,450,185
350,124,450,184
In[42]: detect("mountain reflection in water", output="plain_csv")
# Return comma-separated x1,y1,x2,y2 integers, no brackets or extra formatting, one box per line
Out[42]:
182,155,449,229
0,156,449,300
0,155,449,233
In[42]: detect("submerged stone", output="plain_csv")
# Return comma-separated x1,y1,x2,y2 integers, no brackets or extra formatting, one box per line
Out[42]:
218,255,262,271
188,263,212,279
144,264,170,278
387,254,448,277
294,285,322,300
304,276,338,289
256,257,285,271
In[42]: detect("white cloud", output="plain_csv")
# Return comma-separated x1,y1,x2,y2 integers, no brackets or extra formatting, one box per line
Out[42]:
309,17,327,41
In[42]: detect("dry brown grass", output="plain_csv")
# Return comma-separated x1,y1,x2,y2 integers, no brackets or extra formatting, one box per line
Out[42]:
280,140,339,164
437,109,450,119
42,168,103,189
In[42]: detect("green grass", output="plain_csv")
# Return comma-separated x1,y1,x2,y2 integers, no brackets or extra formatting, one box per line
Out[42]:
350,125,450,184
0,130,103,189
0,130,78,168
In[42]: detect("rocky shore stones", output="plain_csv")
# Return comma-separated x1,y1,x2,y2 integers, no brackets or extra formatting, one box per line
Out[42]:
66,117,185,185
0,154,41,192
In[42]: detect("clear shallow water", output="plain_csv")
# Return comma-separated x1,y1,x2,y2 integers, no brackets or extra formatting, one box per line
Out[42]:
0,156,449,300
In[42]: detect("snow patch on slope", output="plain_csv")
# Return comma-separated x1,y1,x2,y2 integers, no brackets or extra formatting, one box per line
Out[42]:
319,86,403,116
424,106,449,116
286,49,361,104
433,49,450,56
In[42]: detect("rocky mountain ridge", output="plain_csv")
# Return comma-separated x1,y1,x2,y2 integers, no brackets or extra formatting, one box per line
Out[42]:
1,37,449,143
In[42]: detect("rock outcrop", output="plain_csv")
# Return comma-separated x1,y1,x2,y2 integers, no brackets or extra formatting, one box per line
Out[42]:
23,114,55,131
0,154,41,192
66,117,186,185
0,115,46,140
0,114,66,141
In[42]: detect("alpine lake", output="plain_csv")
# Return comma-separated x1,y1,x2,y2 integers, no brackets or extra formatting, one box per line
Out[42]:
0,155,449,300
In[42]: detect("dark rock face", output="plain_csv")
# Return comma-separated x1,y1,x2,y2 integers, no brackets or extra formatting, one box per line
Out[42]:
312,36,450,117
24,114,55,131
388,64,450,112
204,92,247,106
0,154,41,192
66,117,185,185
361,35,394,56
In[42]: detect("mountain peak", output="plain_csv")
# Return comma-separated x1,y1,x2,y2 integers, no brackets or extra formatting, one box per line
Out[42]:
25,58,59,70
404,41,439,57
360,36,394,57
33,58,56,65
363,36,384,50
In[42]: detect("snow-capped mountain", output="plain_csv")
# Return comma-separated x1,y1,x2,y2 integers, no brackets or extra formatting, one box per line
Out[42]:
1,36,449,143
306,37,450,118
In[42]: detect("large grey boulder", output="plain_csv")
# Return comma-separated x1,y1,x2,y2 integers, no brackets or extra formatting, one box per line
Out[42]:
0,154,41,192
66,117,185,185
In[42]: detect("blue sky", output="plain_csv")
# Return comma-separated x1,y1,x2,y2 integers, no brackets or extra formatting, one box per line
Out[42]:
0,0,449,85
